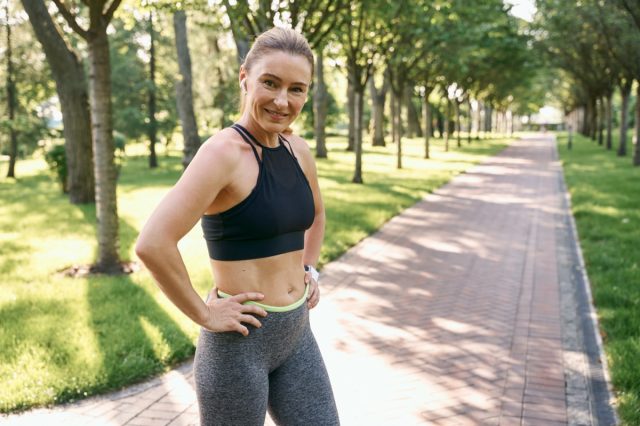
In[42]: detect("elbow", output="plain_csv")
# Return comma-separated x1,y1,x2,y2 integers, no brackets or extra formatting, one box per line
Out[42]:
135,233,162,263
135,237,152,262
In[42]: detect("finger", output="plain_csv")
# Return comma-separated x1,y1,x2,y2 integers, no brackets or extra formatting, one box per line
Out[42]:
308,286,320,309
206,287,219,303
242,304,268,317
304,271,311,284
239,314,262,329
309,292,319,308
234,324,249,336
231,292,265,303
306,280,318,300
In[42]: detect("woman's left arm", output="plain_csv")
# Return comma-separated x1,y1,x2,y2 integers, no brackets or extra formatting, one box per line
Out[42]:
291,135,325,308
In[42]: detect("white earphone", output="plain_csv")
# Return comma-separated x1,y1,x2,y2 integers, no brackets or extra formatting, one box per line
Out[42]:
241,79,247,92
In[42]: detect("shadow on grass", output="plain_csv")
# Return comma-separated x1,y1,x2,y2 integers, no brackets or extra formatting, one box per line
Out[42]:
85,273,194,397
84,214,194,397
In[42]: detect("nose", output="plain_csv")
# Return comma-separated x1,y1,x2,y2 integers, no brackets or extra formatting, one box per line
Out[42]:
274,89,287,108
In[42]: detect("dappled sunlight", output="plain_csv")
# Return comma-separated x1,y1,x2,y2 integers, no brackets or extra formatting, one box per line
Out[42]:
432,317,489,335
309,136,567,424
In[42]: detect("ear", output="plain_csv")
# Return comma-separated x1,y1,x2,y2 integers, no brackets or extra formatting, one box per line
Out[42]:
239,66,247,91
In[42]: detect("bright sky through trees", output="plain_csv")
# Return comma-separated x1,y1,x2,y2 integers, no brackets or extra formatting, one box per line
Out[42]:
504,0,536,22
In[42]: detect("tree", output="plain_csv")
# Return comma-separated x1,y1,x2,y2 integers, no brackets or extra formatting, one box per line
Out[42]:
368,67,390,147
173,10,201,169
337,0,388,182
313,46,328,157
51,0,125,273
147,11,158,167
22,0,95,204
3,0,18,178
602,0,640,162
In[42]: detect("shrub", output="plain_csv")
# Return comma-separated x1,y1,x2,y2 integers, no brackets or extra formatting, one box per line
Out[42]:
44,144,68,193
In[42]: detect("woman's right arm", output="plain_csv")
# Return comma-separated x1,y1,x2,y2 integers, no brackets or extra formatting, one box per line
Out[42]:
135,136,267,335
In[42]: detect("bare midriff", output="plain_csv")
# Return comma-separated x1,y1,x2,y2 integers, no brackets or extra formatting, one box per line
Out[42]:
210,250,307,306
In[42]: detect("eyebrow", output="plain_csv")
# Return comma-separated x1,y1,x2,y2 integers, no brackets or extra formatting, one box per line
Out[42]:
260,73,308,87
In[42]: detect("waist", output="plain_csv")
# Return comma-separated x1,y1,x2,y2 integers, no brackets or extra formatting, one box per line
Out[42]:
217,284,309,312
210,251,307,306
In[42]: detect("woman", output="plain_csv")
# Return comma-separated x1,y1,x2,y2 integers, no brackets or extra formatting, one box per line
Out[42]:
135,27,340,425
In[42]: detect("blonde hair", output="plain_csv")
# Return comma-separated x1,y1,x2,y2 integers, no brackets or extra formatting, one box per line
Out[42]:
239,27,314,115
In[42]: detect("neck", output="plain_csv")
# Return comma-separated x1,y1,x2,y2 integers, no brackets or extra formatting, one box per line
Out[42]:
237,117,279,148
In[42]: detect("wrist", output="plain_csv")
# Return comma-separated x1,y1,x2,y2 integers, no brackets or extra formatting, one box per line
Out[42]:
304,264,320,284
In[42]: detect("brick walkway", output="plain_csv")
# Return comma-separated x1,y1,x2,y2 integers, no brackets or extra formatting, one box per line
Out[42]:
2,135,616,425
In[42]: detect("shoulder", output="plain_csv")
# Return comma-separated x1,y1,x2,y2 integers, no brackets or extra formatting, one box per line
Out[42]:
190,127,262,171
196,127,245,163
181,127,250,185
282,133,313,161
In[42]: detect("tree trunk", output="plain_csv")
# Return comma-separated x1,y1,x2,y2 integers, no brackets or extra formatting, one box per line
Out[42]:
424,88,432,159
590,98,597,141
396,88,404,169
597,97,604,146
444,98,450,152
211,37,228,129
148,12,158,168
619,81,631,156
476,100,482,139
21,0,95,202
313,47,328,158
347,77,355,151
467,98,472,144
88,30,121,273
484,104,492,134
510,111,516,135
223,0,251,65
369,71,388,147
455,100,461,148
173,11,201,169
436,107,443,138
390,89,398,143
634,84,640,166
406,85,421,138
605,92,613,150
352,87,364,183
581,103,589,136
5,2,17,179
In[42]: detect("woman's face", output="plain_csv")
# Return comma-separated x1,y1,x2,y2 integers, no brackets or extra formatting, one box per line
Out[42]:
240,51,312,134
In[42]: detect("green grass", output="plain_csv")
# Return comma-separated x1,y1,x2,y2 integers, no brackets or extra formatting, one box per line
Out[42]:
0,133,509,413
557,132,640,425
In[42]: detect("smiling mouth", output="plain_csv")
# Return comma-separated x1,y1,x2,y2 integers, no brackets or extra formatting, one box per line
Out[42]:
265,108,288,117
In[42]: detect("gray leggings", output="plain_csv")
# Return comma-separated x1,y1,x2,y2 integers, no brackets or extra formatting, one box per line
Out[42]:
193,292,340,426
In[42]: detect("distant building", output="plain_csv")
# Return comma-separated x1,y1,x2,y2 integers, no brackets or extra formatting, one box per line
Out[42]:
526,106,564,130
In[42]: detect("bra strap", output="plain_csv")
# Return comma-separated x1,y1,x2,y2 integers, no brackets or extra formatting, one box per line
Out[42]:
231,124,261,163
233,123,279,149
279,134,298,161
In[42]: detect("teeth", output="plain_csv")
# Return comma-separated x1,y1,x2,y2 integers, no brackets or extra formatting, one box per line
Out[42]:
266,109,286,116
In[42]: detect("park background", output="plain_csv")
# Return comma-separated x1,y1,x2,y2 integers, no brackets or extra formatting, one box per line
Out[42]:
1,0,639,424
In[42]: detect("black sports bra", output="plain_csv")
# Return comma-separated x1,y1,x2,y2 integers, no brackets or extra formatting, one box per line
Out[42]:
201,124,315,261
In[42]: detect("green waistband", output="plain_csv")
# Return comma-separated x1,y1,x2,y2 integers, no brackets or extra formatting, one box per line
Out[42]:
216,284,309,312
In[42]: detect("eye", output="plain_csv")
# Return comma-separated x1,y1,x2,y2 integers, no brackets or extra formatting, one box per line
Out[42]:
291,86,305,94
263,80,276,88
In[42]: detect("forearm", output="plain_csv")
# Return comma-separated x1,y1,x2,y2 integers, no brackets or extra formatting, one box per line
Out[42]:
303,210,325,267
136,242,208,326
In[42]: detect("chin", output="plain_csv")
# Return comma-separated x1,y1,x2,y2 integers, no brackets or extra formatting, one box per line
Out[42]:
259,117,295,133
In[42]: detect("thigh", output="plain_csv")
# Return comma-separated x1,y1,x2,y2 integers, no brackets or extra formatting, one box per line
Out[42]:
267,325,340,426
194,329,269,426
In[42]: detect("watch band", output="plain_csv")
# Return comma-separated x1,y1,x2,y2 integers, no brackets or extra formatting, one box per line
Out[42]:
304,264,320,284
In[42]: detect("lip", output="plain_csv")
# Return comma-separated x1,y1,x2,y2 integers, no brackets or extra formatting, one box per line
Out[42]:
264,108,288,121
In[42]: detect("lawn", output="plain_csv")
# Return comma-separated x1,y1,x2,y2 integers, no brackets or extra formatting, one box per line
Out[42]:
0,133,509,412
557,132,640,425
